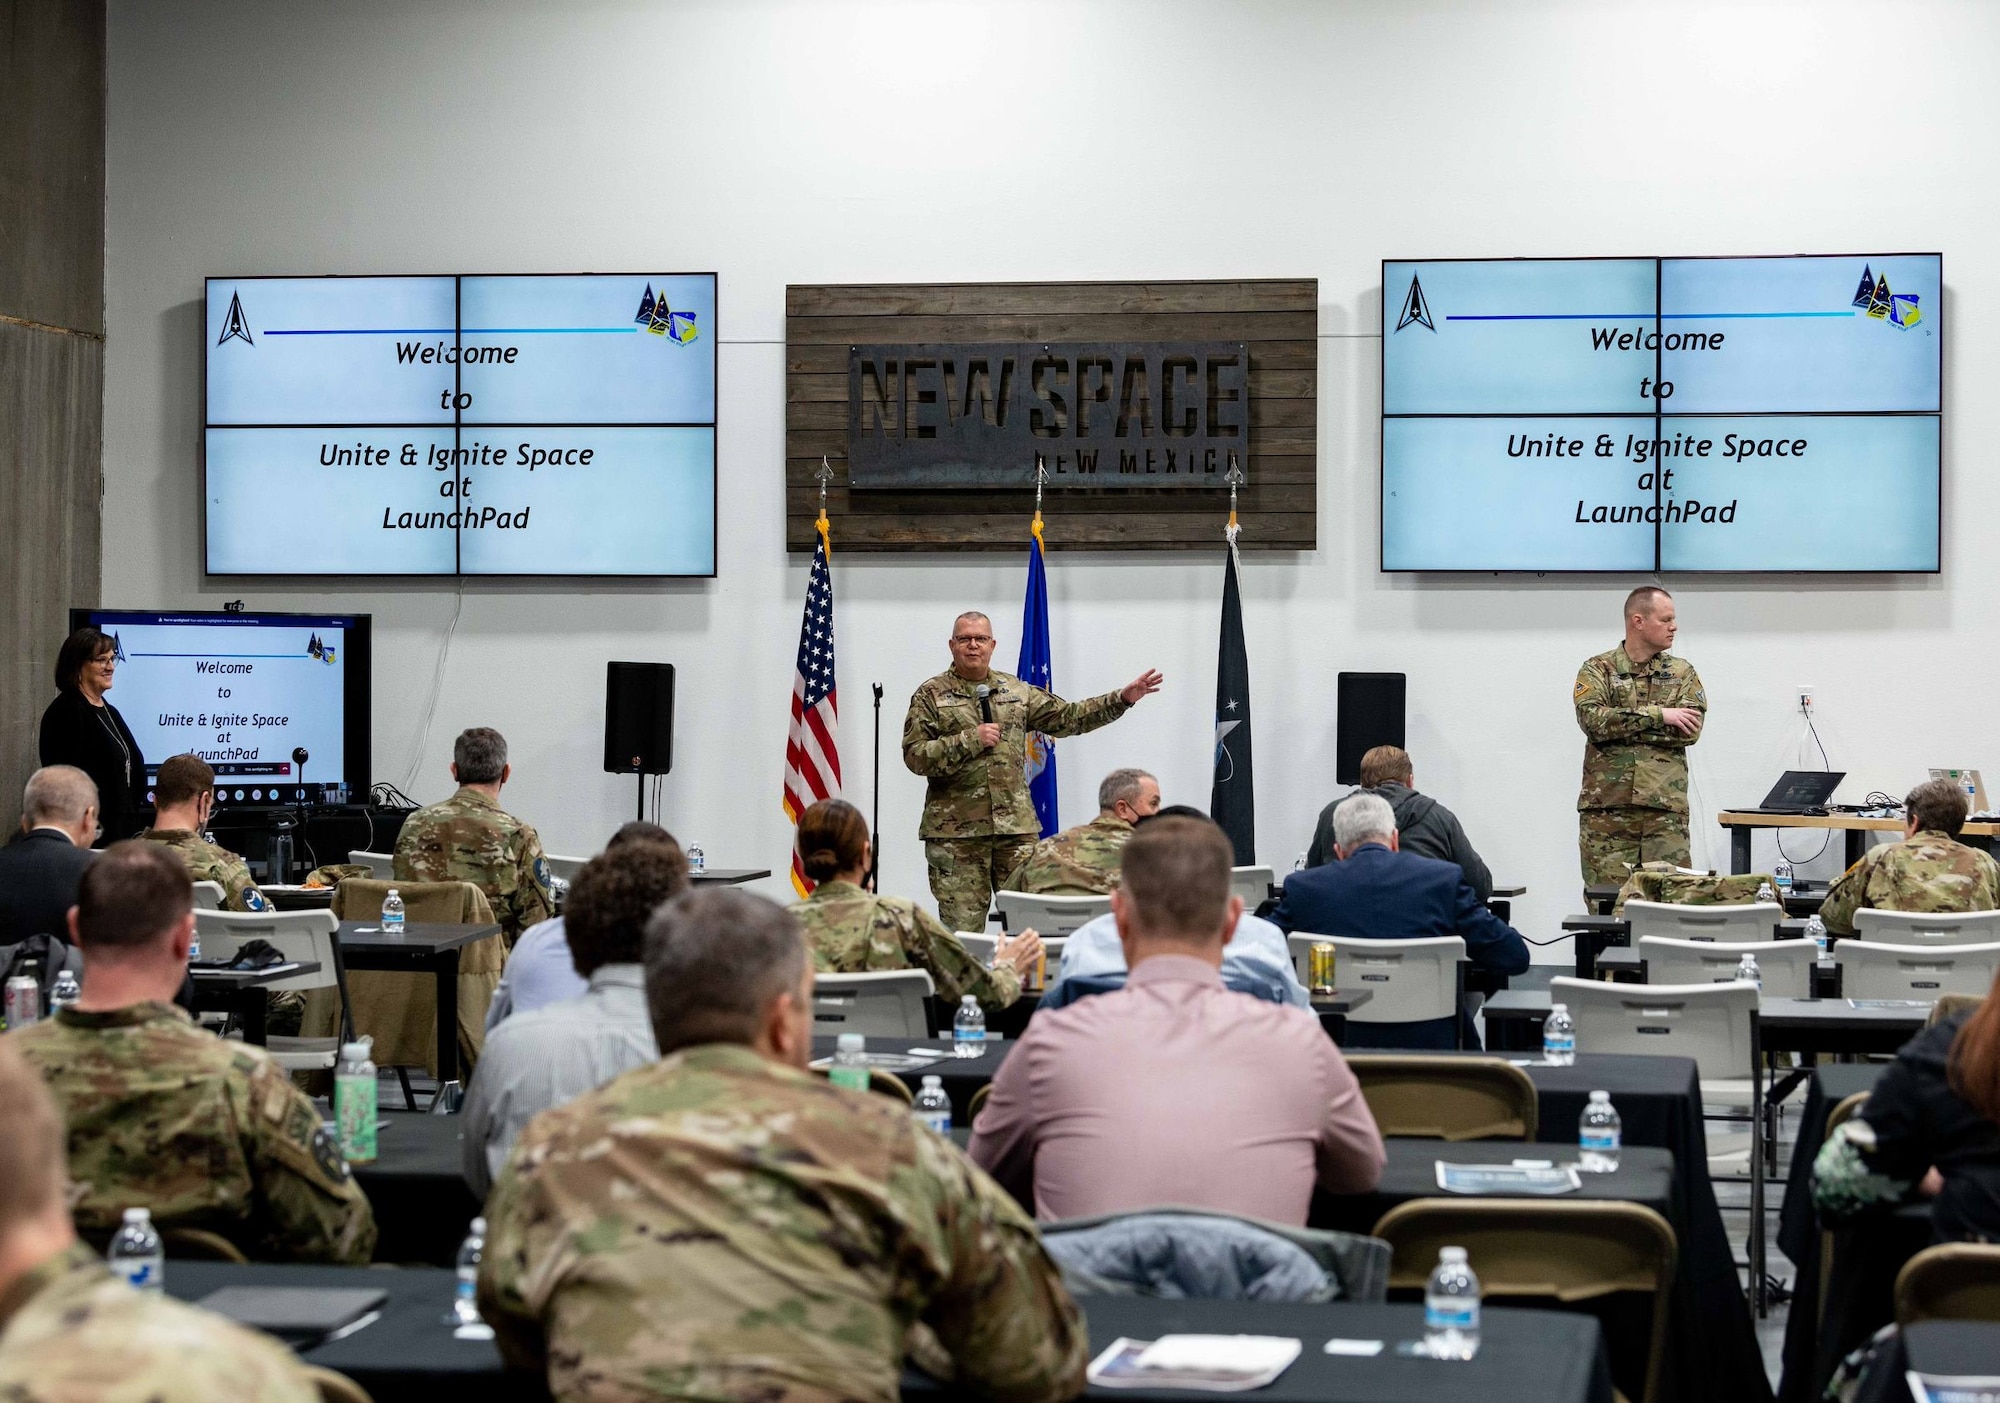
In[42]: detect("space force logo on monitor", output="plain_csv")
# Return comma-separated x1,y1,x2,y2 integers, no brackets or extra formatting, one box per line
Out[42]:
634,284,698,344
217,291,254,347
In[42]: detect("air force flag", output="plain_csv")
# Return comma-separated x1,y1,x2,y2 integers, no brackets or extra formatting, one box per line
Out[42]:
1019,526,1060,838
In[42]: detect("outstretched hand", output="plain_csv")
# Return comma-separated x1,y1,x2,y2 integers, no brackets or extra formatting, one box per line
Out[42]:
1121,669,1164,705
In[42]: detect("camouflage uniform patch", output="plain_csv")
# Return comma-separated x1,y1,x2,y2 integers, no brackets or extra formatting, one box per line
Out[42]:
1575,643,1705,888
6,1002,376,1263
479,1043,1088,1403
902,668,1130,931
793,879,1022,1007
0,1242,320,1403
1817,829,2000,935
1011,813,1132,896
1612,862,1780,916
141,829,271,912
393,786,554,944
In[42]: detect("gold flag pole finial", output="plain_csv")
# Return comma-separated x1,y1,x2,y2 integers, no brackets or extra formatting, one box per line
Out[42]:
813,457,835,546
1224,464,1244,545
1032,453,1050,543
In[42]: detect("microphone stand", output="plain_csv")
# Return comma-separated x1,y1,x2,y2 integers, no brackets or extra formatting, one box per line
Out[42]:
868,683,883,892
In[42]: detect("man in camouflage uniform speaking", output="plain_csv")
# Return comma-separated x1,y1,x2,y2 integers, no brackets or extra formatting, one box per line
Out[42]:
1012,766,1160,895
480,888,1089,1403
903,611,1162,934
1819,778,2000,935
396,726,554,945
1575,586,1706,890
140,753,272,912
7,842,375,1264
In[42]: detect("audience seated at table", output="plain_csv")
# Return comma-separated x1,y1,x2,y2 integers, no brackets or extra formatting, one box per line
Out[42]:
968,814,1384,1223
5,843,375,1263
1818,778,2000,936
0,1039,323,1403
1814,967,2000,1243
461,833,688,1198
1271,791,1529,1049
394,726,555,946
1304,745,1494,903
1045,804,1310,1008
1010,766,1159,894
480,888,1088,1403
0,766,99,950
485,820,679,1029
140,754,273,913
790,797,1040,1007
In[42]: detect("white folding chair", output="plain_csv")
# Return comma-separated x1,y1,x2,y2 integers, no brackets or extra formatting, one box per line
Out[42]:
191,881,226,911
811,969,935,1039
347,850,395,879
995,890,1111,937
1550,976,1768,1308
1625,899,1784,943
193,909,348,1071
1296,935,1464,1032
544,853,588,883
1851,908,2000,947
1230,865,1276,910
955,933,999,964
1639,936,1815,999
1835,940,2000,1002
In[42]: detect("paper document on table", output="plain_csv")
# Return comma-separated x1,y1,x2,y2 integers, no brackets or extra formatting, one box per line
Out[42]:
1323,1338,1384,1357
1437,1161,1581,1194
1907,1373,2000,1403
806,1053,940,1072
1087,1335,1301,1391
1849,999,1937,1009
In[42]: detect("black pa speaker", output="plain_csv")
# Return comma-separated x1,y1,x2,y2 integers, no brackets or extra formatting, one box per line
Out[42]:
604,662,675,775
1336,672,1405,785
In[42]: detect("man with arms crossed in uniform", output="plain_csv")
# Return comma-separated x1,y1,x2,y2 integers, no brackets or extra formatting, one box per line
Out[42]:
903,611,1161,935
1575,586,1706,891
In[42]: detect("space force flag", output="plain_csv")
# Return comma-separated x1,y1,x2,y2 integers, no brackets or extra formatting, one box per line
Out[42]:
1210,538,1256,864
1018,522,1060,838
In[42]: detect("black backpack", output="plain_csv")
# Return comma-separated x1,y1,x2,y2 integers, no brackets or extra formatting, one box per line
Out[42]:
2,932,74,1010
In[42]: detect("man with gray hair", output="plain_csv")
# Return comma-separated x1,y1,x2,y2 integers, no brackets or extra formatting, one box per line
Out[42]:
1271,791,1528,1049
394,726,554,944
0,766,100,946
1012,766,1161,895
479,889,1089,1403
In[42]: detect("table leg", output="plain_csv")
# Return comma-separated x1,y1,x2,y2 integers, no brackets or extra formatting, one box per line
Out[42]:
434,949,461,1086
1317,1011,1347,1045
238,988,268,1046
1846,828,1866,869
1730,824,1751,874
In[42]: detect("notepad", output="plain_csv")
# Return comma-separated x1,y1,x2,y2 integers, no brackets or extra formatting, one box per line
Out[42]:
1087,1335,1301,1391
197,1286,388,1347
1436,1161,1581,1195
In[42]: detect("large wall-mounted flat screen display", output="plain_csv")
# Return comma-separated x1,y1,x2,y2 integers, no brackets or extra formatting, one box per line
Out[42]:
1380,254,1941,573
204,273,717,576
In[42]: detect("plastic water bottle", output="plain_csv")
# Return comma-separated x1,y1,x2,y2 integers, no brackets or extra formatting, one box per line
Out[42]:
1293,852,1308,872
686,841,705,874
107,1207,164,1293
914,1075,952,1133
1736,951,1762,991
1806,912,1830,964
49,969,80,1013
1755,880,1776,904
953,995,986,1058
188,926,201,963
1579,1090,1622,1172
1542,1002,1575,1066
1773,862,1794,901
1424,1246,1481,1360
829,1032,870,1091
452,1218,486,1325
380,888,405,934
335,1038,378,1164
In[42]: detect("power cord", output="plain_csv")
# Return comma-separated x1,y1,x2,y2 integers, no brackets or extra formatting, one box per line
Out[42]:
1776,711,1834,866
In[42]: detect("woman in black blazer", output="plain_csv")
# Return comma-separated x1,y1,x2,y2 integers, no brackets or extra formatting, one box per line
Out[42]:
39,627,146,846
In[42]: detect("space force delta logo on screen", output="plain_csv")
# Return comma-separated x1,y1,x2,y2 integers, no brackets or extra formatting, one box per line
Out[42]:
1380,254,1941,573
203,273,719,578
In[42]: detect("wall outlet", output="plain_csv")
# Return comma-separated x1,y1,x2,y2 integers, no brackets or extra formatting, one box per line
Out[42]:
1797,686,1814,715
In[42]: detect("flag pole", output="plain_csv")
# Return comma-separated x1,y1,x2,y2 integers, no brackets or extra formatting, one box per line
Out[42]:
815,455,834,550
1224,463,1243,547
1032,452,1048,546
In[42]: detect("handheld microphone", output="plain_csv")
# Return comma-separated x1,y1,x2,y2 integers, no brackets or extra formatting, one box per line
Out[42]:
292,747,310,804
976,684,993,723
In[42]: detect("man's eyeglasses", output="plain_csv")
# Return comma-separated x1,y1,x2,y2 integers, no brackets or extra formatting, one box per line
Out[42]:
952,634,994,645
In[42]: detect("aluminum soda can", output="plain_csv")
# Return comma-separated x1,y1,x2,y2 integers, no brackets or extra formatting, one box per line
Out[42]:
1309,942,1338,994
4,975,41,1029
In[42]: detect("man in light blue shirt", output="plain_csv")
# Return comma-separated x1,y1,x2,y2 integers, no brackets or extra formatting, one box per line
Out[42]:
462,836,689,1196
484,821,677,1031
1049,806,1309,1008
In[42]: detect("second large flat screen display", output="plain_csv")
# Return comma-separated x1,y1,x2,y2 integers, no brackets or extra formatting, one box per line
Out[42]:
205,273,717,576
1381,254,1941,572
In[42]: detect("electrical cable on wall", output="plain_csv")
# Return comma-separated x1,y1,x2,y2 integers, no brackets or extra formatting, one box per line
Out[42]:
402,581,465,793
1776,708,1834,866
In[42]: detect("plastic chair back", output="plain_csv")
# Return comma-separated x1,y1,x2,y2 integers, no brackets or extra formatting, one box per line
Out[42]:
1638,935,1814,998
192,909,341,995
1625,899,1782,943
1853,907,2000,946
1307,935,1463,1024
1834,939,2000,1002
346,850,395,879
1347,1054,1537,1140
811,969,935,1038
996,890,1111,936
191,881,226,911
1894,1242,2000,1325
1550,976,1758,1082
955,933,998,964
1230,865,1276,910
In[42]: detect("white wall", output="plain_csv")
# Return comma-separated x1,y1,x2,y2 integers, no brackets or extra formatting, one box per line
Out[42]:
103,0,2000,956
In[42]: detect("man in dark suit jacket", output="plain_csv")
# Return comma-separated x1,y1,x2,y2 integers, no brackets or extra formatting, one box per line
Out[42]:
0,767,100,945
1271,791,1528,1049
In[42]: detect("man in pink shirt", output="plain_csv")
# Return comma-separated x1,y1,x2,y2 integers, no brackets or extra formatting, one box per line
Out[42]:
969,815,1384,1224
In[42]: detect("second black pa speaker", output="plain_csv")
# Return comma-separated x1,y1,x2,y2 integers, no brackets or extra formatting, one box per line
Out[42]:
1336,672,1405,785
604,662,675,774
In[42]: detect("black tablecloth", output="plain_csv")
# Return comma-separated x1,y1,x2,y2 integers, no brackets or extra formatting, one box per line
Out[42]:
352,1112,481,1267
808,1034,1011,1123
1851,1321,2000,1403
165,1264,1612,1403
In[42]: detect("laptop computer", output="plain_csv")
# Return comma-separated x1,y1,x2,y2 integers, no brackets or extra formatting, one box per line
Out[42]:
1748,770,1845,814
1929,768,1988,812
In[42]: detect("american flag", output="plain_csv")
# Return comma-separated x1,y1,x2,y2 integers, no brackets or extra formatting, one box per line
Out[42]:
783,525,841,895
